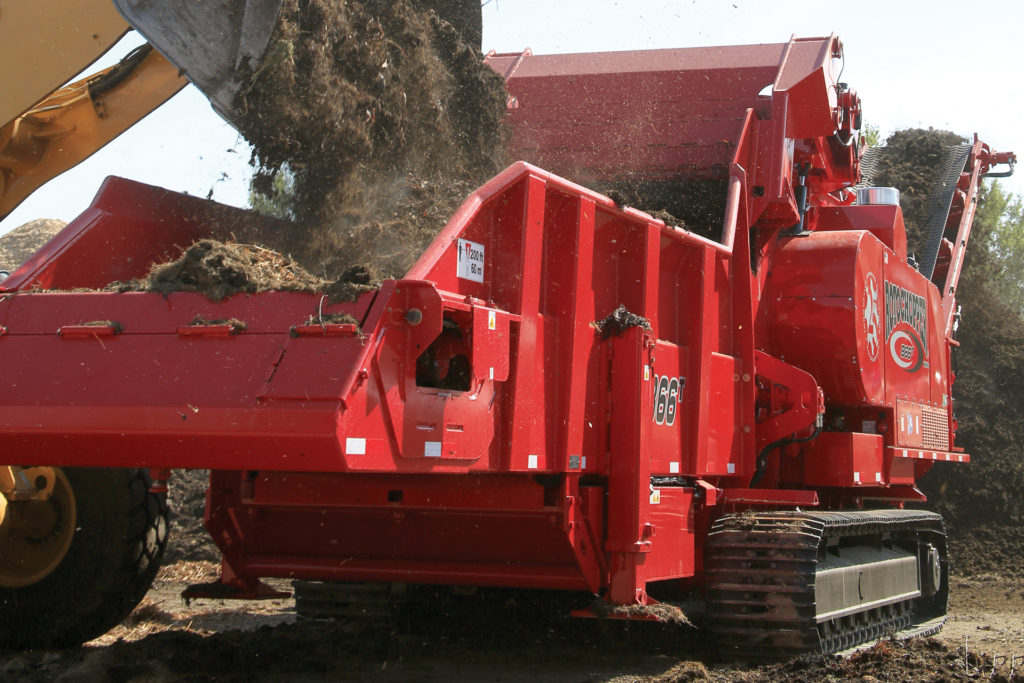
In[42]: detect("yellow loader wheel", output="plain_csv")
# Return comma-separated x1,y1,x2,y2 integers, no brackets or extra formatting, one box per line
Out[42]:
0,468,169,648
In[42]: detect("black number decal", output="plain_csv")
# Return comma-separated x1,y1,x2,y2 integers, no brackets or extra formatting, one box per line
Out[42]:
652,375,686,426
666,378,678,425
655,375,669,425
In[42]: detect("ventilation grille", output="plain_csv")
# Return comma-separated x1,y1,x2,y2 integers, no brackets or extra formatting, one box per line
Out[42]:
921,405,950,451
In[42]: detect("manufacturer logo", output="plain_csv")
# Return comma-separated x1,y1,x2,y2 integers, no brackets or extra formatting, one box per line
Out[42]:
884,281,927,372
889,324,924,371
862,272,880,361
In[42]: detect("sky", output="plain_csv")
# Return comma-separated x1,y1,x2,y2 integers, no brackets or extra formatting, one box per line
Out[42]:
3,0,1021,234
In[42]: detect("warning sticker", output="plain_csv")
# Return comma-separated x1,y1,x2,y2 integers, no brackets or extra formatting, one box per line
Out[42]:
457,238,485,283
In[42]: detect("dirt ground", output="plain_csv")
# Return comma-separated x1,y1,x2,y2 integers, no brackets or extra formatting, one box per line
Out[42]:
1,560,1021,682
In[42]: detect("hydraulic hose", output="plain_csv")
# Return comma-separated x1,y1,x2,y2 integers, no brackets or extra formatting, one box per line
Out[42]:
749,423,822,487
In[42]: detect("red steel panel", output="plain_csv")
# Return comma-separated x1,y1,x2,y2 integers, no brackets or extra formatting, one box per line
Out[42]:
803,432,885,487
489,43,786,182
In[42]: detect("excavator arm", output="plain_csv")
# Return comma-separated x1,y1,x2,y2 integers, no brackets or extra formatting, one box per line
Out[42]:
0,44,187,220
0,0,285,221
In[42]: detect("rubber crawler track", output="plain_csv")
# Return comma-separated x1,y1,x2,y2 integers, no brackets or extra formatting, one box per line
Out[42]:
704,509,947,660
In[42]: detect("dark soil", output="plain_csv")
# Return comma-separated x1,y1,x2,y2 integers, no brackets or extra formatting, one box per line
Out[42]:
701,638,1005,683
0,594,1014,683
165,471,218,564
269,173,482,281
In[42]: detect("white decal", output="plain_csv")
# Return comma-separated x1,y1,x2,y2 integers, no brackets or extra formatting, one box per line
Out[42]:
669,462,680,474
457,238,485,283
345,437,366,455
527,454,538,469
862,272,880,361
424,441,442,457
885,281,928,354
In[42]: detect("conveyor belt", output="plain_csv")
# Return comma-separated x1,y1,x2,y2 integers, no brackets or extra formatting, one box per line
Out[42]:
919,144,971,279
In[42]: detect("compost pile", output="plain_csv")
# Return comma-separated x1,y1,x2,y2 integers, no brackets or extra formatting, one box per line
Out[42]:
0,218,65,272
870,129,1024,575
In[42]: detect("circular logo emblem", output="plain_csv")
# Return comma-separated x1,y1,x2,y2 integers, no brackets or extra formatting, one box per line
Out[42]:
889,323,924,372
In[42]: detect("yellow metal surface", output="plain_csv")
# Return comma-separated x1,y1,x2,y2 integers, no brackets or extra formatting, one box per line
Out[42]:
0,467,76,588
0,466,56,501
0,0,130,125
0,46,187,219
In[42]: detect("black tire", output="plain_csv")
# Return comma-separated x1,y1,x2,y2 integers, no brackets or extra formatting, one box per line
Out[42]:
0,468,169,648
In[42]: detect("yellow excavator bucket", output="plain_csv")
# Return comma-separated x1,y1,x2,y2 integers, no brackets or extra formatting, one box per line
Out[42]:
111,0,285,122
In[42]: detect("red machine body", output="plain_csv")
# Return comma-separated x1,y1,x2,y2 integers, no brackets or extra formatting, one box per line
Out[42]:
0,36,1012,607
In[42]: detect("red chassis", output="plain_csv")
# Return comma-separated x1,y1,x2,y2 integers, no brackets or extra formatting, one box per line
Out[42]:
0,36,1013,604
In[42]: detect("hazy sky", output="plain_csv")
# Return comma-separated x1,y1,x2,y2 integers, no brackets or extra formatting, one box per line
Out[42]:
3,0,1021,233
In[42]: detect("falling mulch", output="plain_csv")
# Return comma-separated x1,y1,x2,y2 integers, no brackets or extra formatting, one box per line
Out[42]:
596,178,729,238
228,0,507,275
93,0,508,302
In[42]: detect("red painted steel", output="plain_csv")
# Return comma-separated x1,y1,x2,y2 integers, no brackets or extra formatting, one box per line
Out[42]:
0,35,1012,606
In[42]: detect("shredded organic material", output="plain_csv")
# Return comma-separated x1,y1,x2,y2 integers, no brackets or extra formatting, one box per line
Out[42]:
186,316,248,333
110,240,326,301
609,603,693,627
594,304,653,339
301,312,359,327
